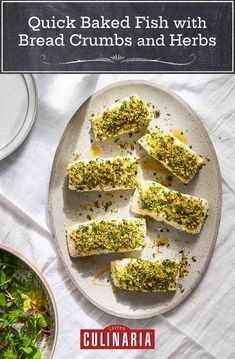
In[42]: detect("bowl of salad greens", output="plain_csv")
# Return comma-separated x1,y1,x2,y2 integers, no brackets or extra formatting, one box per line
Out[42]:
0,245,58,359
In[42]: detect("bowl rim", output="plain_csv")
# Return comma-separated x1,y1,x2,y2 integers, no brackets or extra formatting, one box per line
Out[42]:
0,243,59,359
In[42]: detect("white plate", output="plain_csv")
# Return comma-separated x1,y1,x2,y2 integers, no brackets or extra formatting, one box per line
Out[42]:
0,74,37,160
49,80,222,319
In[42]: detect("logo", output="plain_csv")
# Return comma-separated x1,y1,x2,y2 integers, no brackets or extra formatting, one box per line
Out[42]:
80,325,155,349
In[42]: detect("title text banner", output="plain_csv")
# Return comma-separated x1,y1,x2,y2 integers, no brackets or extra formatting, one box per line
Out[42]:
1,1,233,73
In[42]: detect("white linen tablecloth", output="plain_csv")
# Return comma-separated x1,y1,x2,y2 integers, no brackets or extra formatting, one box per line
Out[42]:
0,74,234,359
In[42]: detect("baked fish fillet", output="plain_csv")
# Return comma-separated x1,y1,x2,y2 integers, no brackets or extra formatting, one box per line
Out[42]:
91,94,151,141
67,219,146,257
67,156,139,192
111,258,179,292
138,126,207,183
131,180,209,234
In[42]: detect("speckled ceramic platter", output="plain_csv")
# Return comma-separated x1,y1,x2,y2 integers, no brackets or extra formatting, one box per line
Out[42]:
0,244,58,358
49,80,222,319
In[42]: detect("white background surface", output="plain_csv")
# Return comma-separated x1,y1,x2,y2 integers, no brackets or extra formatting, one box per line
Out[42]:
0,74,234,359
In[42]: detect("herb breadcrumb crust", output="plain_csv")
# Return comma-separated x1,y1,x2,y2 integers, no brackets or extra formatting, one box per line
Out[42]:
138,126,207,183
67,156,139,192
131,180,208,234
111,258,179,292
67,219,147,257
91,95,151,141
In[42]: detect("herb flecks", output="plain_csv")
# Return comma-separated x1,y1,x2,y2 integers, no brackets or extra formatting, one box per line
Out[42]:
111,258,178,292
67,157,139,192
178,251,190,278
139,126,207,183
69,219,146,256
91,95,151,141
137,181,208,234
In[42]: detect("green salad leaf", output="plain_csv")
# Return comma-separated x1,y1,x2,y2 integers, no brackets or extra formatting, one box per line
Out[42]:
0,293,6,306
0,251,51,359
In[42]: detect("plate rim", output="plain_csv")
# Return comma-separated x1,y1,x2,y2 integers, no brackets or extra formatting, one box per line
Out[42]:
48,79,222,319
0,243,59,358
0,74,37,160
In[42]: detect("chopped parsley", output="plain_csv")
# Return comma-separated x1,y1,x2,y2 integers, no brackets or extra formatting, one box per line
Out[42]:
67,157,139,192
111,258,178,292
68,219,146,256
136,181,208,233
139,126,207,183
91,95,151,141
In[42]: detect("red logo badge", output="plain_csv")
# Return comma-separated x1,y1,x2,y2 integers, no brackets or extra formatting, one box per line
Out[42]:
80,325,155,349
